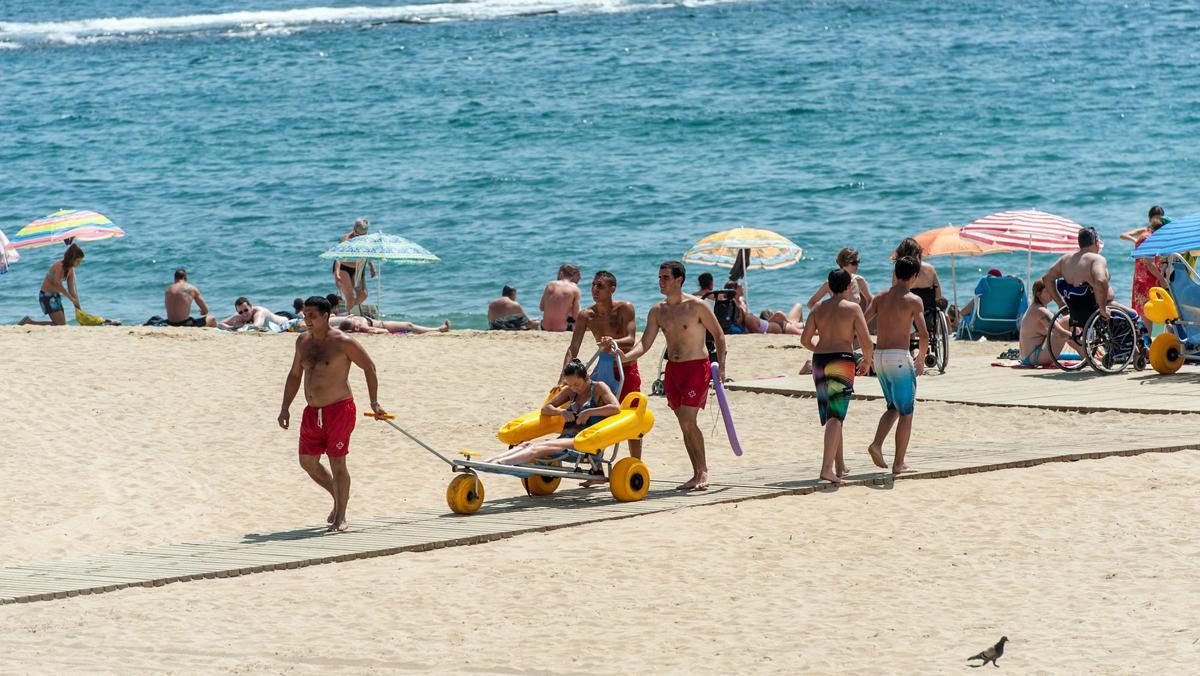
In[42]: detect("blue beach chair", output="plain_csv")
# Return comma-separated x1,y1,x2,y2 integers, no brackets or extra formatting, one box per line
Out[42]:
957,276,1027,340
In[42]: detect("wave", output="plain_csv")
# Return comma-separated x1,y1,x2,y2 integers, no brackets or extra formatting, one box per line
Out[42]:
0,0,746,47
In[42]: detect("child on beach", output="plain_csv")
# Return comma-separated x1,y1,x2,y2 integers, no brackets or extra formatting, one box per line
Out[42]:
865,256,928,475
801,269,873,485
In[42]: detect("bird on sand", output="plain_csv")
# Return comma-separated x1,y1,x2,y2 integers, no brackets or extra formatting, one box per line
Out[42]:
967,636,1007,668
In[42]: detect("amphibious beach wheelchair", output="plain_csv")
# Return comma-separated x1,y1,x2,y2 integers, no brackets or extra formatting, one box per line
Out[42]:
369,355,655,515
1044,279,1147,373
1143,253,1200,374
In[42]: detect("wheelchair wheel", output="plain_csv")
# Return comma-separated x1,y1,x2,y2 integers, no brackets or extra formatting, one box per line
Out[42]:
609,457,650,502
1046,306,1086,371
1082,308,1138,374
933,309,950,373
446,474,485,514
1149,333,1185,374
521,461,562,496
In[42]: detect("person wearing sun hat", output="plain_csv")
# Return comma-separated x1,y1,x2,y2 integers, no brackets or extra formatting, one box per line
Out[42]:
331,218,375,312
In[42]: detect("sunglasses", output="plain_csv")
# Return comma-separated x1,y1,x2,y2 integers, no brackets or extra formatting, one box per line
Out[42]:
237,307,251,315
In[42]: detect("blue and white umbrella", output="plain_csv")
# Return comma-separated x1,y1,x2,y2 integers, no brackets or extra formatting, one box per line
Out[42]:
319,231,440,315
1132,212,1200,258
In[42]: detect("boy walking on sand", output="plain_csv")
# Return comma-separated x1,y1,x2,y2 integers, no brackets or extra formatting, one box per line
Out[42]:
801,269,873,485
865,256,929,475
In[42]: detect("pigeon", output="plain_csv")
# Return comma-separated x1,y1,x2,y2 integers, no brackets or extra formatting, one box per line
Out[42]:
967,636,1007,668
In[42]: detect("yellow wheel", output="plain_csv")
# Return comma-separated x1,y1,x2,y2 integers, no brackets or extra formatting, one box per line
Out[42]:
609,457,650,502
521,461,562,496
1149,333,1185,374
446,474,485,514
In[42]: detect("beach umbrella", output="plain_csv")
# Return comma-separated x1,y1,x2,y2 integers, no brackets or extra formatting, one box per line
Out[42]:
0,229,18,275
911,225,1011,307
7,209,125,250
318,231,439,316
683,227,803,302
1131,212,1200,258
960,210,1092,288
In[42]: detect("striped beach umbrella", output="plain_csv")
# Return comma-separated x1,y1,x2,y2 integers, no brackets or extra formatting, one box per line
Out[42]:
960,210,1092,287
1131,212,1200,258
319,231,439,316
683,227,803,270
8,209,125,250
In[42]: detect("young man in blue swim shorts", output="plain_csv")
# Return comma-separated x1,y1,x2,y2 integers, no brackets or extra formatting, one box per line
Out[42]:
801,268,873,486
866,255,928,475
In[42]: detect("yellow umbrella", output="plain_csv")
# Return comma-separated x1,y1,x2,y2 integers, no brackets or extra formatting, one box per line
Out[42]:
912,225,1010,307
683,227,803,304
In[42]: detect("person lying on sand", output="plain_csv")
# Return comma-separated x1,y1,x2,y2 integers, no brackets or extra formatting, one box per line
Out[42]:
485,359,620,465
331,315,450,335
218,297,294,331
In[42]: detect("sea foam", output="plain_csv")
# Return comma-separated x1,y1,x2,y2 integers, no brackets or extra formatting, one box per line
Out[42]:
0,0,747,47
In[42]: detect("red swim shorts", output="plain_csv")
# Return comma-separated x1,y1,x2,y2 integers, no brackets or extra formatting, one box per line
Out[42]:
620,361,642,401
664,358,711,410
299,397,356,457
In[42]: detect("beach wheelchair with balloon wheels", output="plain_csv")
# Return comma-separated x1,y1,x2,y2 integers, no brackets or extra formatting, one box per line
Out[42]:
1143,254,1200,374
368,353,655,515
1044,279,1147,373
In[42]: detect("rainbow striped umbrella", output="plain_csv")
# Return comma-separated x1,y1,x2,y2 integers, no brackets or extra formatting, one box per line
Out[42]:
683,227,803,271
8,209,125,250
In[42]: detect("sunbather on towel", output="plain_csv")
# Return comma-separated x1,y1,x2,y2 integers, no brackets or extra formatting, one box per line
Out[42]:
1019,280,1072,366
485,359,620,466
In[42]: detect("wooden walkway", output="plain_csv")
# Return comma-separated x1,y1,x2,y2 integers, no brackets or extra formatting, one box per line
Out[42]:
4,420,1197,606
727,355,1200,414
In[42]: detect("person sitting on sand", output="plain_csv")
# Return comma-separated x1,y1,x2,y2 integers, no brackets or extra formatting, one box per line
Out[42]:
1018,280,1073,366
218,297,294,331
331,218,375,312
19,243,84,326
331,314,450,335
807,247,872,313
801,268,874,485
484,359,620,466
540,264,581,332
488,285,540,330
163,268,217,327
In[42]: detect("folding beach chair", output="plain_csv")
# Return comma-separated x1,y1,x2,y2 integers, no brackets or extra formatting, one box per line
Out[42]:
957,275,1027,340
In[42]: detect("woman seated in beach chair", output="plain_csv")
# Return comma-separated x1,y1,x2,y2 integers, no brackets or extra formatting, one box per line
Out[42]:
485,359,621,466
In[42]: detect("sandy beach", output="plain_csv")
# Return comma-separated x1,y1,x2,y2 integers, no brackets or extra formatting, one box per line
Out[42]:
1,326,1197,672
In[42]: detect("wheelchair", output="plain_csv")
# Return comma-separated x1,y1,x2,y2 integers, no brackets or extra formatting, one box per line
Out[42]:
1045,293,1147,374
910,305,950,373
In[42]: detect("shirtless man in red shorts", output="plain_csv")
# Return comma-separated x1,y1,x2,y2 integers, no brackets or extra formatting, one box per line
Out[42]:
618,261,726,491
564,270,643,460
278,295,387,533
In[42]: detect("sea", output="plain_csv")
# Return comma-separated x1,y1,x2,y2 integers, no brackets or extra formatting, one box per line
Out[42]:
2,0,1198,328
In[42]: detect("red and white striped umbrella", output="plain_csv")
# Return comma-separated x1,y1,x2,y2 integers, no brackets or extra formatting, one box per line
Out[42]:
959,209,1089,253
960,210,1096,288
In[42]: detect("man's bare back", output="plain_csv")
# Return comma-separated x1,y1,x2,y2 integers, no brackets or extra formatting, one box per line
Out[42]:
297,329,355,407
165,281,203,322
541,279,580,332
871,286,925,351
805,298,864,353
487,297,525,323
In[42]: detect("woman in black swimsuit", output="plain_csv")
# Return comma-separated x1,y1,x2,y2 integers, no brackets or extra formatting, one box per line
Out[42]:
485,359,621,465
331,218,375,311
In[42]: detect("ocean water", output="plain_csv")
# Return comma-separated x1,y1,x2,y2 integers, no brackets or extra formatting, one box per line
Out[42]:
2,0,1198,328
